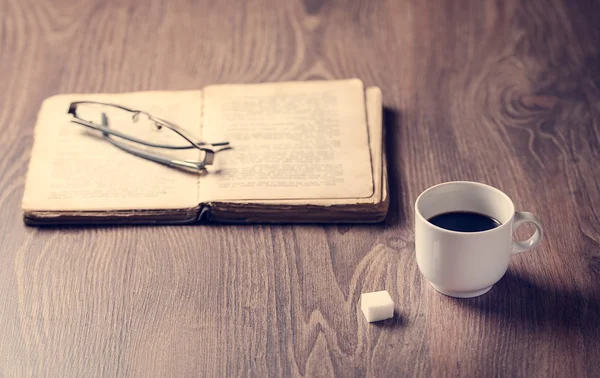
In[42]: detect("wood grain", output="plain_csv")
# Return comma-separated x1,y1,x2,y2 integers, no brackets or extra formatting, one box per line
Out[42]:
1,0,599,376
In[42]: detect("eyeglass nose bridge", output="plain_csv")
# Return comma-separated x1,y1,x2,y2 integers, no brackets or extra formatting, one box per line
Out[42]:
170,149,214,171
201,148,215,166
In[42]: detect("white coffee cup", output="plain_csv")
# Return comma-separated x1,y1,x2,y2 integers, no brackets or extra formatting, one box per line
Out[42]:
415,181,543,298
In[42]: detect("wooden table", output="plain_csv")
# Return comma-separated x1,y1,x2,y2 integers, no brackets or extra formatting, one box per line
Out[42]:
1,0,599,376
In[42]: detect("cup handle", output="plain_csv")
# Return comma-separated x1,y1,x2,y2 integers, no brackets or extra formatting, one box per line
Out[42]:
512,211,543,255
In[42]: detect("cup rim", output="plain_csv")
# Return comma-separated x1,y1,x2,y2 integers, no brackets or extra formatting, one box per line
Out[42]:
415,181,515,235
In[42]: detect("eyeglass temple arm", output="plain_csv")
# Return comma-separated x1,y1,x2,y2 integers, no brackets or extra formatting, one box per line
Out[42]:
150,116,230,151
68,102,230,151
99,113,214,172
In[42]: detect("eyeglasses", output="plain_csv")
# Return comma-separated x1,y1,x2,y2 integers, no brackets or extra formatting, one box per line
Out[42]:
68,101,230,172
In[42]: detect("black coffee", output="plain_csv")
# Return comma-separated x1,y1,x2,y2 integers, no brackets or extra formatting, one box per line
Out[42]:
427,211,501,232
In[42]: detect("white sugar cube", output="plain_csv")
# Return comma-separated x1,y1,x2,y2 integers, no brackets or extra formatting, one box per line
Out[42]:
361,290,394,322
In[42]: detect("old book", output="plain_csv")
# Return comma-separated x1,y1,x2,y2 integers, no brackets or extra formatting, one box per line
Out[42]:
22,79,389,225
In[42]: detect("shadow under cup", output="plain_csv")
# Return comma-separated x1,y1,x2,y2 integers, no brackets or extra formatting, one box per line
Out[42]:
415,182,517,298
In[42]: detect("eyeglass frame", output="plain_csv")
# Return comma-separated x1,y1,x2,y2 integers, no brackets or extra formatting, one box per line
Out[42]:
67,101,230,172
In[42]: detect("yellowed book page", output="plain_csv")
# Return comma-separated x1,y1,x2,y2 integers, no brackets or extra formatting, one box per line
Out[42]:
220,86,384,206
22,91,202,212
200,79,374,201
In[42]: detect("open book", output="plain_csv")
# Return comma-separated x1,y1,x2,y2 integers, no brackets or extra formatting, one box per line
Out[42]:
22,79,389,225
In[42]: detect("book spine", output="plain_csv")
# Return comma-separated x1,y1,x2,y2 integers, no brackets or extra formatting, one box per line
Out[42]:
196,204,211,222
